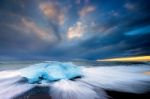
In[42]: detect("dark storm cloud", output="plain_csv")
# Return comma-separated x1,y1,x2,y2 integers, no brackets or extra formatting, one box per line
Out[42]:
0,0,62,59
72,0,150,59
0,0,150,60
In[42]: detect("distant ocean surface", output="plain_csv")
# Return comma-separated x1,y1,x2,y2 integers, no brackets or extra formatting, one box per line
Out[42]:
0,60,150,71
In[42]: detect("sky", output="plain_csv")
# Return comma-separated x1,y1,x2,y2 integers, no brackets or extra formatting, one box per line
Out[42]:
0,0,150,60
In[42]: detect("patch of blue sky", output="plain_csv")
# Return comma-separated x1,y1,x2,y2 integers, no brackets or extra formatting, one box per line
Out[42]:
125,26,150,36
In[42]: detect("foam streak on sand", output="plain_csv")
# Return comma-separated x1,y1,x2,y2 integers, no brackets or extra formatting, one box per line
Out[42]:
0,61,150,99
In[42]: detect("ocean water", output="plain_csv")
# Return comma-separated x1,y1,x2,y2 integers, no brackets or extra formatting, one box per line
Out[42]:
1,60,149,70
0,61,150,99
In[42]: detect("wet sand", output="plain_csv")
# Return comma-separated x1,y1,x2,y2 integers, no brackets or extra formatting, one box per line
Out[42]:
16,86,150,99
20,91,150,99
107,91,150,99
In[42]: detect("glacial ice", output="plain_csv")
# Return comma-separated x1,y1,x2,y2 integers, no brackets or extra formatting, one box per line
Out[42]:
19,61,82,84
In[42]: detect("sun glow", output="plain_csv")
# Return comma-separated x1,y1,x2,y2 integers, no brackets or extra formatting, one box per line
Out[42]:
97,56,150,62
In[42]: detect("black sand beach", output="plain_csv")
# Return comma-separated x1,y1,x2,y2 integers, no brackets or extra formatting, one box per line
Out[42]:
1,61,150,99
17,88,150,99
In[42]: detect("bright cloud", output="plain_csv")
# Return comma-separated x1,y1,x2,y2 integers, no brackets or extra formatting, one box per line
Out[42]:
67,22,86,39
22,18,57,42
39,2,65,25
124,3,136,11
79,5,95,17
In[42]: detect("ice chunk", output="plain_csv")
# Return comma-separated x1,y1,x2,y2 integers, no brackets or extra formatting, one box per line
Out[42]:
19,61,81,84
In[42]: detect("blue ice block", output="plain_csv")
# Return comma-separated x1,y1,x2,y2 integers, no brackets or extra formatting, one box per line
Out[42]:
20,61,82,83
